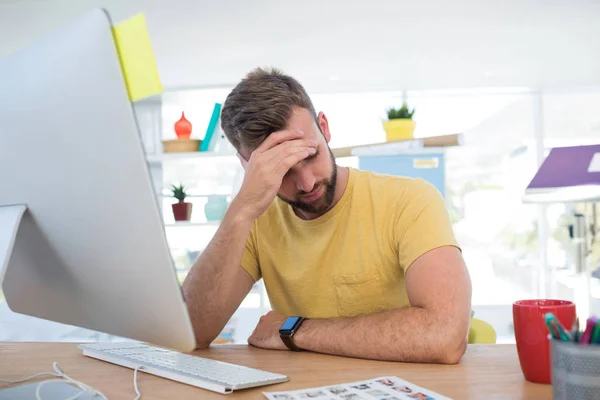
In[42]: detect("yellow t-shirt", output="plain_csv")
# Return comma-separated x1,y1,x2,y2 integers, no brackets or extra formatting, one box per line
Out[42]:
241,167,459,319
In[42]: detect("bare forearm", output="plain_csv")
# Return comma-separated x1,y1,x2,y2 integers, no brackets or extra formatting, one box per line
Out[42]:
294,307,469,364
182,201,254,348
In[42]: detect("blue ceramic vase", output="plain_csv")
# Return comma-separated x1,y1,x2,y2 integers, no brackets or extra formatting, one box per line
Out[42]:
204,195,228,221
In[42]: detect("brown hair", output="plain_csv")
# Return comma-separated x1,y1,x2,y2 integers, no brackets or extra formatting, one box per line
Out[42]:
220,67,317,150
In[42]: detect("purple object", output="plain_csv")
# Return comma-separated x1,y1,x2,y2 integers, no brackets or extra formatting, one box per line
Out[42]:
580,317,598,345
527,145,600,189
524,144,600,203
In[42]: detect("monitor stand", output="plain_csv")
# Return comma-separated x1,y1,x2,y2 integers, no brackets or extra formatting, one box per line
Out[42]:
0,202,117,324
0,205,26,288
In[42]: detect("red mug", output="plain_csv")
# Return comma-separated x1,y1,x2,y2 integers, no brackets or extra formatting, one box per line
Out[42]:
513,299,576,384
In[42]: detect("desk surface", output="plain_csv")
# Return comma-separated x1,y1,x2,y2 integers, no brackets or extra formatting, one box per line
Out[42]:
0,343,551,399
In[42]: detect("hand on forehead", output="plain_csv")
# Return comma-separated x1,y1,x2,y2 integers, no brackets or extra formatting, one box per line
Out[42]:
238,107,323,161
239,127,321,161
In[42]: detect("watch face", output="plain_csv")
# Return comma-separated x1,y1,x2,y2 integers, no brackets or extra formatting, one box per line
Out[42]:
280,316,301,334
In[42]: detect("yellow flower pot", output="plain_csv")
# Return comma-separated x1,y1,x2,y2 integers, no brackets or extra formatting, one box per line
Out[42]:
383,119,416,141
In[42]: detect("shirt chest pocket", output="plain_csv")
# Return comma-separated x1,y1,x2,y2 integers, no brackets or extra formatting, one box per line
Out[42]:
334,270,386,317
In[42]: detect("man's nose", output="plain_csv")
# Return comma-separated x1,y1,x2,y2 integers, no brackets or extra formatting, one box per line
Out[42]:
294,169,316,193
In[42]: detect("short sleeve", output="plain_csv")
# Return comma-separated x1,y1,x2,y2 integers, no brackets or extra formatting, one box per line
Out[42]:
241,221,262,282
395,179,460,272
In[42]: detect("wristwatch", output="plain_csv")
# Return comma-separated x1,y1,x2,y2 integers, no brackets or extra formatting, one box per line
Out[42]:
279,316,306,351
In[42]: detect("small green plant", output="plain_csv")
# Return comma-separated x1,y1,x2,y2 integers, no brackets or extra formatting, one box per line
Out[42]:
386,103,415,120
169,183,188,203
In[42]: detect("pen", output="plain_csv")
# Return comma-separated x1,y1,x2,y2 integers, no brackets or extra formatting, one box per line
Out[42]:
544,313,560,340
580,317,597,345
545,313,572,342
572,317,580,343
592,321,600,345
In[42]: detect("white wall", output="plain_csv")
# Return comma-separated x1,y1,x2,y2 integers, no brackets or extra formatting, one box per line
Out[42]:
2,0,600,92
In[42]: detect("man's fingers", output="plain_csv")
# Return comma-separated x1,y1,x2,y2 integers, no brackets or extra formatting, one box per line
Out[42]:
273,147,315,175
262,138,317,164
255,129,304,153
271,146,315,170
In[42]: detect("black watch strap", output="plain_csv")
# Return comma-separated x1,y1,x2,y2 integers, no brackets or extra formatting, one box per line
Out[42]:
279,316,306,351
281,333,302,351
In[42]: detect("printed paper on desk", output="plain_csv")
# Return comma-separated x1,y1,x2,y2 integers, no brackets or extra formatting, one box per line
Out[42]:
263,376,452,400
112,13,163,101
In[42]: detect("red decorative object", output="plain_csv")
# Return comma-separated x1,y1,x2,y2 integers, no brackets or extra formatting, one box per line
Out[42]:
174,112,192,139
172,202,192,221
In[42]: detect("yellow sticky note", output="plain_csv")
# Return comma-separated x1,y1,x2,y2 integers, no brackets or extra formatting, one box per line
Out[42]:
112,13,163,102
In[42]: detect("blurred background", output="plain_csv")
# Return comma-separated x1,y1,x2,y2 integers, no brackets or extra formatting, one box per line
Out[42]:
1,0,599,344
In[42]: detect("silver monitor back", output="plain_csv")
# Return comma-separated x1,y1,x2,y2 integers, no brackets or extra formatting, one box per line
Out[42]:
0,9,196,352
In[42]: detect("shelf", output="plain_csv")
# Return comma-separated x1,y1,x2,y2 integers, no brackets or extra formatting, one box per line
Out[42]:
523,185,600,204
148,134,461,161
158,193,233,198
164,221,221,227
146,152,236,163
331,133,462,158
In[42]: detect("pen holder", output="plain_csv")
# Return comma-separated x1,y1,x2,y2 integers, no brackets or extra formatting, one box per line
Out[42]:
550,337,600,400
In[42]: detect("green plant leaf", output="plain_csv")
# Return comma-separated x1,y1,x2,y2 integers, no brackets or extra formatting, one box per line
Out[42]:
169,183,187,202
386,102,415,120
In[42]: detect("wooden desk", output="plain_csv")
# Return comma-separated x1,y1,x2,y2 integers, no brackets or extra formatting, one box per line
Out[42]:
0,343,551,399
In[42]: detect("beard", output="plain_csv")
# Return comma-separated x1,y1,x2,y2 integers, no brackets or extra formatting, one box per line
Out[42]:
277,147,337,214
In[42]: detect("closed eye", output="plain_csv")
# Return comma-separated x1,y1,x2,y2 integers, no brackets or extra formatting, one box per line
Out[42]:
305,150,319,161
285,150,319,177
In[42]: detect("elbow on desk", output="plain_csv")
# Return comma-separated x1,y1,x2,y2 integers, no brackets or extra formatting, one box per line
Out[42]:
431,311,470,365
194,341,211,350
188,320,220,349
435,335,467,365
192,332,216,350
193,334,217,350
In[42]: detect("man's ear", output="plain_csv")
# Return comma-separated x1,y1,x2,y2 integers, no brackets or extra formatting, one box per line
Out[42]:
236,152,248,170
237,147,251,169
317,112,331,143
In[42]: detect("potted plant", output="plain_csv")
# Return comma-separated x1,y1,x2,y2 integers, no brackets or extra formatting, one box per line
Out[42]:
383,103,416,141
170,184,192,221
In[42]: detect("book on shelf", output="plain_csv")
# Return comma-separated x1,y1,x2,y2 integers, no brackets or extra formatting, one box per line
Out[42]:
200,102,222,152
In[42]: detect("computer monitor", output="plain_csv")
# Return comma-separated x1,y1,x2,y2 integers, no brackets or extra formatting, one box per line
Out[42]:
0,9,196,352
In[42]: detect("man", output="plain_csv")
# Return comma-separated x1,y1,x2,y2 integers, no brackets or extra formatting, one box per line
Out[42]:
182,68,472,364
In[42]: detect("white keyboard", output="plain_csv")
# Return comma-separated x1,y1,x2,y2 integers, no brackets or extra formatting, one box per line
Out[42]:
78,342,289,394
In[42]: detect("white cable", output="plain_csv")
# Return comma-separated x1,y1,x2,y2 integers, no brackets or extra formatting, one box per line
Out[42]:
0,361,115,400
0,361,143,400
35,379,83,400
133,366,143,400
39,363,108,400
65,387,87,400
0,369,61,384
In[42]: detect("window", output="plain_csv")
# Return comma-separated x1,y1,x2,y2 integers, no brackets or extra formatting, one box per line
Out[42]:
313,88,540,341
541,90,600,316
